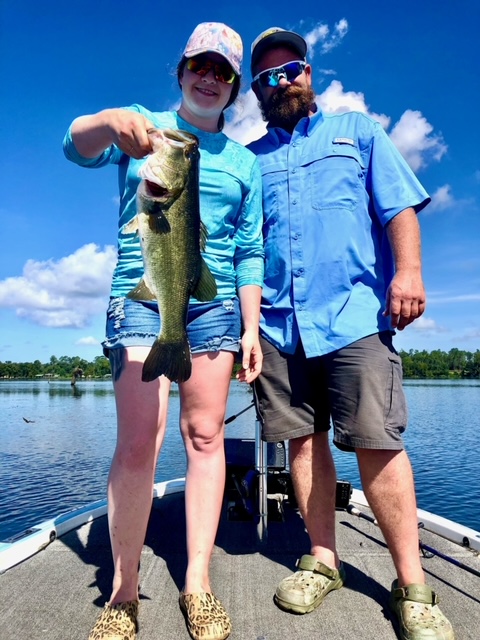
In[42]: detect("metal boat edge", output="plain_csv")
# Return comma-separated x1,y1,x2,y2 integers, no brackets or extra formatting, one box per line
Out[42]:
350,488,480,552
0,478,186,575
1,479,478,576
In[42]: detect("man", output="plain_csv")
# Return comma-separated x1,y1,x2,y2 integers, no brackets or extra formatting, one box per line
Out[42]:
247,27,454,640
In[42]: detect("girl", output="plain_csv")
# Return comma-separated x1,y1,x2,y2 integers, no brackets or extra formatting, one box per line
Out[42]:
64,22,263,640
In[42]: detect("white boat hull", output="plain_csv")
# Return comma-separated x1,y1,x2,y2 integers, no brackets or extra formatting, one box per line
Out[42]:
2,481,478,575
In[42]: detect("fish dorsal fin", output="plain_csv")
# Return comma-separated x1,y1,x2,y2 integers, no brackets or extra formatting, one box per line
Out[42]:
149,213,171,234
192,258,217,302
127,278,156,301
200,220,208,252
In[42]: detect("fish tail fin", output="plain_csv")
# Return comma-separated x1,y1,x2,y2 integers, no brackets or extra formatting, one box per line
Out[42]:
192,258,217,302
142,335,192,383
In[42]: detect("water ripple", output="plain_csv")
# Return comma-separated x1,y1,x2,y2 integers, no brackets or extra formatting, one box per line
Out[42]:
1,379,479,539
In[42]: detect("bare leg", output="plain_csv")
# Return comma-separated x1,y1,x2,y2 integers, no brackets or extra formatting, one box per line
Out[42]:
108,346,170,604
289,431,339,569
179,351,234,593
356,448,424,585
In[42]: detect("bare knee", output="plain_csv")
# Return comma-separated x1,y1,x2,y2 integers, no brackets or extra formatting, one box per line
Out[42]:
182,419,224,455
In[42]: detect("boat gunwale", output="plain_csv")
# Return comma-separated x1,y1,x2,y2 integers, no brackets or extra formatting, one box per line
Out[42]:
1,481,478,576
0,478,186,574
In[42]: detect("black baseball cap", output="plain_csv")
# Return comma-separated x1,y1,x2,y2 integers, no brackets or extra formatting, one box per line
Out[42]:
250,27,307,74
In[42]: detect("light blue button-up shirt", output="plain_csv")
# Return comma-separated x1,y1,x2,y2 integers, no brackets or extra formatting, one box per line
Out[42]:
247,110,430,356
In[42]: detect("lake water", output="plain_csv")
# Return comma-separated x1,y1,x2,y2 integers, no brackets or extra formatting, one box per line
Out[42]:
1,378,479,540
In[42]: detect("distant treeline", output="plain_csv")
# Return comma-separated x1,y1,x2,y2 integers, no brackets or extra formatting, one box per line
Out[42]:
398,348,480,379
0,355,111,380
0,348,479,380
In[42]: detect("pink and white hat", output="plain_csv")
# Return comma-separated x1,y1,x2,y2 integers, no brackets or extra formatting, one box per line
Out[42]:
183,22,243,76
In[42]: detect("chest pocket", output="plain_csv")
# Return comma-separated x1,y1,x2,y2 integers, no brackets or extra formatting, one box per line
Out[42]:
304,144,366,211
260,161,287,240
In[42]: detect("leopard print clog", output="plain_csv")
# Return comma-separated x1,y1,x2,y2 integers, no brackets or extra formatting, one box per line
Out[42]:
88,600,139,640
179,591,231,640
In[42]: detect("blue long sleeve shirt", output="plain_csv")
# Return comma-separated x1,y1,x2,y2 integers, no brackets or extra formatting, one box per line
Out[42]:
247,110,430,356
63,106,264,301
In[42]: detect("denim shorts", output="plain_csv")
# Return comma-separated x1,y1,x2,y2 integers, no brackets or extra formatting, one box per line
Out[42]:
253,331,407,452
102,297,241,355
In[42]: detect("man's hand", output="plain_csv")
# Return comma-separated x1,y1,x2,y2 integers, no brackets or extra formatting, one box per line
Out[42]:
384,269,426,330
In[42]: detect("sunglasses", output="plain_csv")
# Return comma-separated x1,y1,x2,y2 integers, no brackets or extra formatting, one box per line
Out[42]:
252,60,306,88
185,55,237,85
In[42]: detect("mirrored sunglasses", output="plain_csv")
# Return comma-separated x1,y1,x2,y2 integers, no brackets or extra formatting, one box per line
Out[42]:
253,60,306,88
186,55,237,84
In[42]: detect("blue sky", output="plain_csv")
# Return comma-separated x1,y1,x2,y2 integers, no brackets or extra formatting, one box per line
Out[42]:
1,0,479,364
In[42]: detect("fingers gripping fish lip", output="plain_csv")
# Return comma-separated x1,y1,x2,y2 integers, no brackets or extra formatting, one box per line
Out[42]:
138,129,199,195
146,127,198,153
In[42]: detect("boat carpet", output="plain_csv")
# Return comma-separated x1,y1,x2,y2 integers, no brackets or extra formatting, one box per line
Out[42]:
1,492,479,640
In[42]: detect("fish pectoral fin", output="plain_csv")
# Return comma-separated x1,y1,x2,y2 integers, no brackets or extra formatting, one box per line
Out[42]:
150,213,171,234
127,278,156,301
192,258,217,302
122,217,139,235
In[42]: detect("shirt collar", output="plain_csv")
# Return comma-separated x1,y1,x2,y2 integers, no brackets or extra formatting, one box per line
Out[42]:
266,108,324,144
306,109,324,136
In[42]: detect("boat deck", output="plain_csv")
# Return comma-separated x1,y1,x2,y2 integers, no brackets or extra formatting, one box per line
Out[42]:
1,489,479,640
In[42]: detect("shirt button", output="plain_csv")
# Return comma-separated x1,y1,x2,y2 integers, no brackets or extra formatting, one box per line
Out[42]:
291,168,296,174
292,199,297,205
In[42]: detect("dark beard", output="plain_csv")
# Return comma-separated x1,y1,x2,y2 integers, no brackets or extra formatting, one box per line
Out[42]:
259,85,316,132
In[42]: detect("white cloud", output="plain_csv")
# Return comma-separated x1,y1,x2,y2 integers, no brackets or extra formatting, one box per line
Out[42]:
305,19,349,57
76,336,101,346
225,90,267,145
410,316,446,334
428,293,480,304
461,327,480,340
423,184,474,215
389,110,447,172
316,80,391,129
427,185,454,213
304,24,330,56
0,244,116,328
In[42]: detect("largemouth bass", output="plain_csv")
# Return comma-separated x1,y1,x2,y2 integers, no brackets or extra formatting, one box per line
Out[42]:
125,128,217,383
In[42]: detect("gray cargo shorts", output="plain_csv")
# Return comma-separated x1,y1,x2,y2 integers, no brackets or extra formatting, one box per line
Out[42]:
253,332,407,451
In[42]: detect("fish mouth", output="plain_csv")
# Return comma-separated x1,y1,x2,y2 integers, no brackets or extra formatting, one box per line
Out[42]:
144,180,170,199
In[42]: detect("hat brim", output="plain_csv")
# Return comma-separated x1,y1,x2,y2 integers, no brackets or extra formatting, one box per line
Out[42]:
251,31,307,73
183,48,241,76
